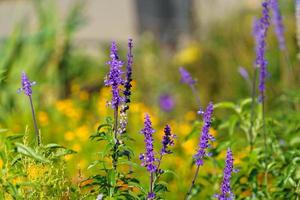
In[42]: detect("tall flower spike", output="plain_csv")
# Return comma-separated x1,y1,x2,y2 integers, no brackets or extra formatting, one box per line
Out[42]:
255,1,270,101
19,72,36,96
139,114,157,173
179,67,196,86
270,0,286,50
123,38,133,109
19,72,40,145
160,125,176,155
104,41,124,109
119,39,134,134
214,148,236,200
194,102,214,166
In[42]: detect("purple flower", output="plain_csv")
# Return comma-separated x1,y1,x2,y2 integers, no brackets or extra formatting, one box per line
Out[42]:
104,41,124,109
159,94,175,112
270,0,286,50
238,67,249,80
179,67,196,86
194,102,215,166
214,148,235,200
122,38,133,112
19,72,36,96
254,1,270,101
147,192,155,199
160,125,176,155
140,114,157,173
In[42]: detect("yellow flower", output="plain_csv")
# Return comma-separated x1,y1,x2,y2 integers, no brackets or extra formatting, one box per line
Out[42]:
75,125,89,142
64,154,74,161
209,128,217,137
178,123,192,136
38,111,49,126
64,131,75,141
182,139,196,155
97,87,110,117
72,144,81,152
71,83,80,94
79,91,89,101
78,160,87,169
0,159,3,168
27,164,47,180
184,111,196,121
55,100,81,120
175,43,202,65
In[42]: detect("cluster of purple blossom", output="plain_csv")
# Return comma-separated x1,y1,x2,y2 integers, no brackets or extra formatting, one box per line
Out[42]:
139,114,176,199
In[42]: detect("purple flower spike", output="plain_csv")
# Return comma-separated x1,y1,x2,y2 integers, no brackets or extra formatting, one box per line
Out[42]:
105,41,124,109
194,102,214,166
270,0,286,50
179,67,196,86
159,94,175,112
161,125,176,155
140,114,157,173
254,1,270,101
214,148,236,200
19,72,36,96
123,39,133,111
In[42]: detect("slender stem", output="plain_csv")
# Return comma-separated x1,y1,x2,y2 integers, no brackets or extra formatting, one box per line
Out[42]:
262,96,267,158
112,106,119,170
191,85,201,108
114,106,119,142
148,172,154,200
157,154,163,173
283,49,293,86
28,95,40,146
185,165,200,200
262,93,269,194
249,67,258,152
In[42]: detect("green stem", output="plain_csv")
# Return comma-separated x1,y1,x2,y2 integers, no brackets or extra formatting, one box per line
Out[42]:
185,165,200,200
112,106,119,170
191,85,201,108
29,95,41,146
249,67,258,152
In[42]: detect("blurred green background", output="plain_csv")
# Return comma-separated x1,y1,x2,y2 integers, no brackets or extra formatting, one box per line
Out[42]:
0,0,299,199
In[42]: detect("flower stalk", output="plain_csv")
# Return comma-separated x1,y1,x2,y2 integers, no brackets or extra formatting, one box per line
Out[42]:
19,72,41,146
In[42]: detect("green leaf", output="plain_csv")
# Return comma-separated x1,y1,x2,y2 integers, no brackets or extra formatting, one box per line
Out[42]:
15,143,49,163
154,182,168,193
214,102,236,111
108,169,116,187
0,129,8,133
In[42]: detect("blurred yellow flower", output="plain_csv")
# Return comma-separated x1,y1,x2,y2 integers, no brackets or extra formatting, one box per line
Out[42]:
184,111,196,121
0,159,3,168
71,83,80,94
38,111,49,126
55,100,81,120
78,160,87,169
182,139,196,155
178,123,192,136
64,154,74,161
209,128,217,137
98,87,110,117
175,43,202,65
79,91,89,101
72,144,81,152
64,131,75,141
27,164,47,180
75,125,89,142
12,176,24,185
